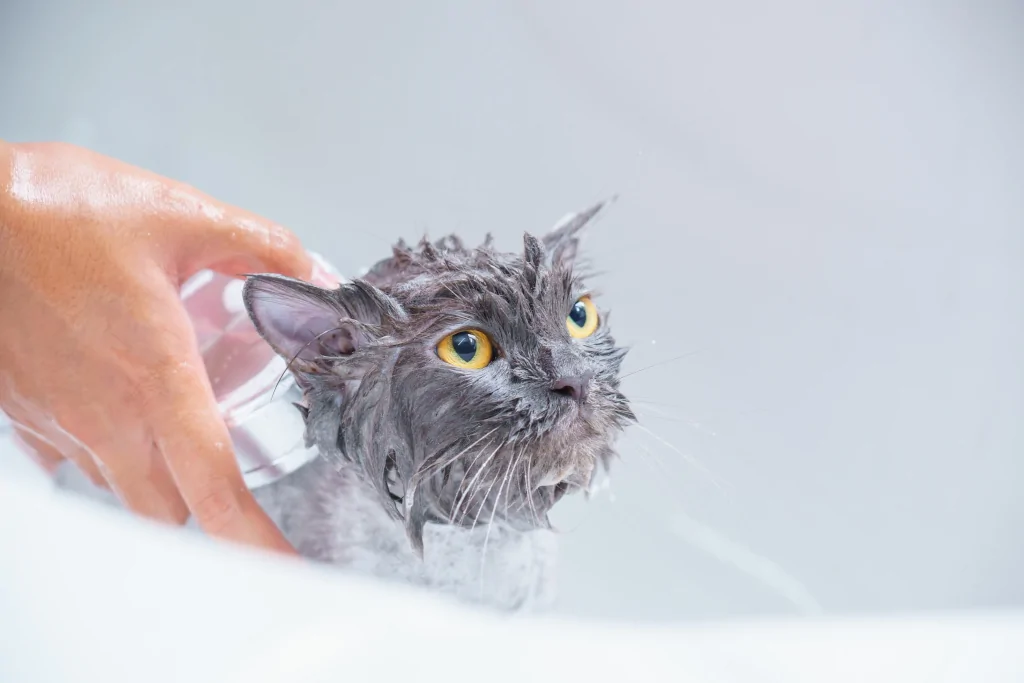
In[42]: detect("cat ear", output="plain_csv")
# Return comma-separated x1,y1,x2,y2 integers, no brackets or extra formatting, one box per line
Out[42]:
244,275,406,372
542,199,613,267
243,275,357,372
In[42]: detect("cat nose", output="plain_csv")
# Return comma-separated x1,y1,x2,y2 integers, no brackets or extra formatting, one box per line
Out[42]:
550,372,592,404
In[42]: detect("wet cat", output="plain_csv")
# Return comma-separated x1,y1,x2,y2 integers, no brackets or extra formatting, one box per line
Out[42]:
245,203,634,612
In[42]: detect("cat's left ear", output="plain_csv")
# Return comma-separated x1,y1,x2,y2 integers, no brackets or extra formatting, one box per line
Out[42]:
542,199,612,267
243,275,402,373
242,275,351,373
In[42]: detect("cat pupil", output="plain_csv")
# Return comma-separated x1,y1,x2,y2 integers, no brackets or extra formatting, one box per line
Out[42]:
569,301,588,328
452,331,478,361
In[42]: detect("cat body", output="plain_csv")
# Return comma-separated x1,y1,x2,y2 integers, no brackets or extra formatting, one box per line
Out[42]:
253,453,560,611
239,203,633,613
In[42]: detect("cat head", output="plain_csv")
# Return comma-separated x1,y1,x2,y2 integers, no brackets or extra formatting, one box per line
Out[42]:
242,203,634,553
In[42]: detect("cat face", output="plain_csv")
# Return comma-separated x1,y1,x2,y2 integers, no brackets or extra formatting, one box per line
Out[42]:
243,204,634,552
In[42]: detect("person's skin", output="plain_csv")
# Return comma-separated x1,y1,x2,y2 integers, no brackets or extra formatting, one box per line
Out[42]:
0,140,312,555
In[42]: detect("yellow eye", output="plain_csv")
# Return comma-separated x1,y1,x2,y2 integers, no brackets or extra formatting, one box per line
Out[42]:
566,296,599,339
437,329,494,369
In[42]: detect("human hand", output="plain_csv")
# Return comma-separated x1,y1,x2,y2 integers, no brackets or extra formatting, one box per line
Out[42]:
0,140,312,554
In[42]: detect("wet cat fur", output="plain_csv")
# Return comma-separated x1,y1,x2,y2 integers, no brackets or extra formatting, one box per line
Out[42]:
242,204,634,563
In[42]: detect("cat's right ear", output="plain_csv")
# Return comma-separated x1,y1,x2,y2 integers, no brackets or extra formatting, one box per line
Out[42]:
242,274,354,372
542,198,614,267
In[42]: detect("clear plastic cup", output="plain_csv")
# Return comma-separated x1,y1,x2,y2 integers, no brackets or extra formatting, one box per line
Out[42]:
179,252,344,489
0,253,343,491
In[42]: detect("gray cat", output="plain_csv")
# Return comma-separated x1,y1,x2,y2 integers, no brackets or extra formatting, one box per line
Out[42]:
245,203,635,612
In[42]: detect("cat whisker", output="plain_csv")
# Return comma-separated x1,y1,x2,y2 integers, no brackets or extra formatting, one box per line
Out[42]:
618,351,701,382
464,465,502,531
503,445,529,520
524,450,539,524
470,440,518,533
620,437,717,509
626,437,676,488
628,397,679,408
632,405,718,438
450,453,496,524
451,440,504,525
478,442,521,597
418,427,499,490
633,423,728,493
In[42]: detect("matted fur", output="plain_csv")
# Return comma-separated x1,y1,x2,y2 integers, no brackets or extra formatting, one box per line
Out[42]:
244,203,634,610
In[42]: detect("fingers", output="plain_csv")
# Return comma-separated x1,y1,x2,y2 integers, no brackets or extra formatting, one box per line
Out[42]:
143,347,297,555
12,424,69,476
87,432,190,525
16,415,190,523
169,188,312,282
12,421,113,488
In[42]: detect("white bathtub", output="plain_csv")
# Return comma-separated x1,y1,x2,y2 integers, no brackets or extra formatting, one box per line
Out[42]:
1,458,1022,683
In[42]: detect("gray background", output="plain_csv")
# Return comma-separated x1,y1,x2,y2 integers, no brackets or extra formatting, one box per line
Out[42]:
1,1,1021,622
